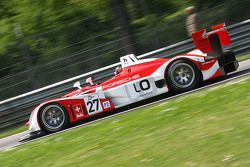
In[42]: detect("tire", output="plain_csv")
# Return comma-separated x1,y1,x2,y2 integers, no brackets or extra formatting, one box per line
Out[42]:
166,59,201,92
39,104,69,133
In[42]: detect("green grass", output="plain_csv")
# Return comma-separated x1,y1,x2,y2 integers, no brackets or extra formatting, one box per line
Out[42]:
237,54,250,62
0,76,250,167
0,125,26,139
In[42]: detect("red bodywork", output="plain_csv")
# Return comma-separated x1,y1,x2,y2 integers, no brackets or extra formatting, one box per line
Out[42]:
30,54,219,125
34,58,171,125
192,23,231,54
27,23,238,133
101,59,168,90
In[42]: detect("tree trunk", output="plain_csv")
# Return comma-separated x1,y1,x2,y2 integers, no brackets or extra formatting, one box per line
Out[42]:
108,0,137,55
138,0,161,49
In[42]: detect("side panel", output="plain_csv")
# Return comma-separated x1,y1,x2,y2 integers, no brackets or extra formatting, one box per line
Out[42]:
104,76,168,108
104,55,209,108
101,59,167,91
200,59,221,80
56,99,87,122
186,50,224,80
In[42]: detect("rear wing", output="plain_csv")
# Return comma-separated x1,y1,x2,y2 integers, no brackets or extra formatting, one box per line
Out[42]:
192,23,231,57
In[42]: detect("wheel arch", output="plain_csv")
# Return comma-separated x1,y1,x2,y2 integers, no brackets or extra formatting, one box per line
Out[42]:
37,102,70,132
164,57,203,82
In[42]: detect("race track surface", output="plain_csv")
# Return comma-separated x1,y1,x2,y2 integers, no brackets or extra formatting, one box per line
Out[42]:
0,59,250,152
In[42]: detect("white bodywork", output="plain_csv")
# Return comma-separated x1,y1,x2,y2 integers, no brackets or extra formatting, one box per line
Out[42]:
28,51,221,134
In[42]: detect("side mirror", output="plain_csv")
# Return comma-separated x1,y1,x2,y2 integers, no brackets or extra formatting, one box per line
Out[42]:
86,77,94,86
73,81,82,89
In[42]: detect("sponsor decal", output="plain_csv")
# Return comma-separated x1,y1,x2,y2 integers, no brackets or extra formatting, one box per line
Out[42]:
74,106,81,112
138,91,153,97
72,104,84,118
122,58,129,65
103,74,140,89
103,101,111,109
84,93,102,114
127,78,156,101
88,95,95,101
202,59,215,65
133,79,151,92
76,113,84,118
134,79,153,97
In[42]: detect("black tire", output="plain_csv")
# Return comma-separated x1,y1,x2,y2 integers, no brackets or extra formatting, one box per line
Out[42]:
39,104,69,133
166,59,201,92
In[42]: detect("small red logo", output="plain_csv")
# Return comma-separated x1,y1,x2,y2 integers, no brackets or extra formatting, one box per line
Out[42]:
72,104,84,119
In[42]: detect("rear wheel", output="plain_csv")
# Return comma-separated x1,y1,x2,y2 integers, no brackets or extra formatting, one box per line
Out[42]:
39,104,69,133
166,59,201,92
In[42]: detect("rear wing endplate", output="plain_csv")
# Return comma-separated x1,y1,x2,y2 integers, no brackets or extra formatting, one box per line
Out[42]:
192,23,231,56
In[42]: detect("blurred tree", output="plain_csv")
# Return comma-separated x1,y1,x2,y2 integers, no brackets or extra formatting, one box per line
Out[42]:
141,0,178,15
0,0,249,99
0,0,16,19
108,0,137,54
225,0,250,23
191,0,226,9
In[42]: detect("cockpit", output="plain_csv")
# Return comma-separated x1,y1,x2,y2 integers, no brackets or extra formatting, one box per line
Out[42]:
114,65,122,76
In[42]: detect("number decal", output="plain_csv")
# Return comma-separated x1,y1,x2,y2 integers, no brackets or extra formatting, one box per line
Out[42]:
86,99,99,113
84,94,102,115
86,101,93,112
133,79,151,92
127,78,156,101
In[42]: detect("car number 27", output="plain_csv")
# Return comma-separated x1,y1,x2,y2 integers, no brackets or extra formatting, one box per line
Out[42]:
83,94,102,115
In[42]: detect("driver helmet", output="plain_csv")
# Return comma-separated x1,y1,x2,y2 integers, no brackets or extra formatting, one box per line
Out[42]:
114,65,122,75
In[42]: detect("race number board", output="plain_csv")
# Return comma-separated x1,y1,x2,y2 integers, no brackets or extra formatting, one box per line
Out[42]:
83,94,102,115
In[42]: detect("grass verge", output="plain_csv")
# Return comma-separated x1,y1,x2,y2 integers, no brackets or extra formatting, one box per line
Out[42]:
237,54,250,62
0,125,26,139
0,75,249,167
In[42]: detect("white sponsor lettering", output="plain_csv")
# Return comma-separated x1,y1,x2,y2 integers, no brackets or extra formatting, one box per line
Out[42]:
76,113,84,118
138,91,153,97
103,74,140,89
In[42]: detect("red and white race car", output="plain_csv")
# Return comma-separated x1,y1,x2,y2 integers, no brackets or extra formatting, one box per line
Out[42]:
27,24,238,135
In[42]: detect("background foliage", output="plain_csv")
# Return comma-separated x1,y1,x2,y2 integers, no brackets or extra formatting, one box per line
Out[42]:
0,0,249,100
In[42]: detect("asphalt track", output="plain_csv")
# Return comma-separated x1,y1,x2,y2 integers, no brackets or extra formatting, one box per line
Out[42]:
0,59,250,152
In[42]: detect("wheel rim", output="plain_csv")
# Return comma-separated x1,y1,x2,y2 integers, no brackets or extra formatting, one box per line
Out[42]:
170,63,195,88
42,105,65,130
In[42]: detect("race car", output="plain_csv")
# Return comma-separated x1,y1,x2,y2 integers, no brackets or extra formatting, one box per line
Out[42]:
27,23,238,135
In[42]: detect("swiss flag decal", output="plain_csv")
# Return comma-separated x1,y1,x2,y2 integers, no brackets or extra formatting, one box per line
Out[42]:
72,104,84,119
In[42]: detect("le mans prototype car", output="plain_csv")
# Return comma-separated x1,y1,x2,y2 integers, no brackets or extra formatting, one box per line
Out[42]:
27,24,238,135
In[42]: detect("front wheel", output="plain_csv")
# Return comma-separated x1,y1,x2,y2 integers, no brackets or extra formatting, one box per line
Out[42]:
39,104,69,133
166,60,201,92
